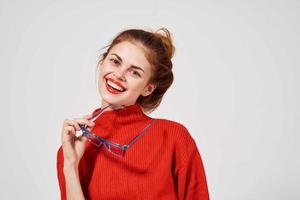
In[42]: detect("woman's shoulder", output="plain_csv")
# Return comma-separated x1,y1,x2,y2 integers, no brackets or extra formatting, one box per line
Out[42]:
153,118,197,146
154,118,188,130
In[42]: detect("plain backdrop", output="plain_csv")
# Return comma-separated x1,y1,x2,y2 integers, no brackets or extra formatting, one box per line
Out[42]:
1,0,299,199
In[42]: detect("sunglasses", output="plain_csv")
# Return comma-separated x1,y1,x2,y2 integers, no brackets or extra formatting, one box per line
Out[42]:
80,104,156,157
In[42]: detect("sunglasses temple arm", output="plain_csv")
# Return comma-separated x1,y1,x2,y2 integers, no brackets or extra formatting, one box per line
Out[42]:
126,119,156,148
92,104,111,119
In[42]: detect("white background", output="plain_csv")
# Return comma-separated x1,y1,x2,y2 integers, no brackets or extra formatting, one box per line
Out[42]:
1,0,299,199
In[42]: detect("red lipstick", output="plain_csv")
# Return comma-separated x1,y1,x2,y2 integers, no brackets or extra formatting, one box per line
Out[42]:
105,77,126,94
106,78,126,91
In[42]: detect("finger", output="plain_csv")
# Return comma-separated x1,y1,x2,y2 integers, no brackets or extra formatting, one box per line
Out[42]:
73,118,95,127
86,126,94,131
64,119,81,131
62,126,76,142
82,114,93,120
64,126,76,136
78,135,88,142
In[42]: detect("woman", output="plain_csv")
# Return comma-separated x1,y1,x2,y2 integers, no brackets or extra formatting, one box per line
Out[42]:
57,28,209,200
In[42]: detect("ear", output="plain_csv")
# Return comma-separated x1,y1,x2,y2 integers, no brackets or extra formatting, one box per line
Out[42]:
141,83,157,97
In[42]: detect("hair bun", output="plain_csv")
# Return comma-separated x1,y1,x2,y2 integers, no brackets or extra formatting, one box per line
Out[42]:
154,28,175,60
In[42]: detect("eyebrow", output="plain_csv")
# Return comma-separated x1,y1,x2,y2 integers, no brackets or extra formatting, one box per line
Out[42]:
111,53,145,73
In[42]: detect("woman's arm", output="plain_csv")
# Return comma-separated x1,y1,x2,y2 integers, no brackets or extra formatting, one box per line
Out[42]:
59,114,95,200
171,124,210,200
176,146,210,200
63,163,85,200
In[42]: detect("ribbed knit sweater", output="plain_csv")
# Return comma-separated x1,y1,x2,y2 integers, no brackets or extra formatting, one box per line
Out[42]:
57,103,209,199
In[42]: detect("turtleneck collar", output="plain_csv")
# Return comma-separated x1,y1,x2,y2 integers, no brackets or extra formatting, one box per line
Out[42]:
92,103,149,126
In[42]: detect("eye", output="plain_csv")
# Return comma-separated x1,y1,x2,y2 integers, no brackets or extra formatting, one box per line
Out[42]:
109,58,120,65
130,69,141,77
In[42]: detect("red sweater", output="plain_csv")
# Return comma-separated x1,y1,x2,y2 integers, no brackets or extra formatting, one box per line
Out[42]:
57,103,209,199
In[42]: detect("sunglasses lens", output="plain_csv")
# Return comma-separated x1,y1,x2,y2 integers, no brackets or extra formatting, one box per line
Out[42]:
89,137,102,147
81,126,125,156
84,132,101,147
106,144,125,156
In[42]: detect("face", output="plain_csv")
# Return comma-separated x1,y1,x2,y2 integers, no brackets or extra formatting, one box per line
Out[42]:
98,41,156,107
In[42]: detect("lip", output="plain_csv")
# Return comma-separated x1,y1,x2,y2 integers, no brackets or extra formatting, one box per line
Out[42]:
106,77,126,90
105,77,126,94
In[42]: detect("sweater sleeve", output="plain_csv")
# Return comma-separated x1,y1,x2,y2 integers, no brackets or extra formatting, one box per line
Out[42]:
176,145,210,200
57,146,90,200
56,146,67,200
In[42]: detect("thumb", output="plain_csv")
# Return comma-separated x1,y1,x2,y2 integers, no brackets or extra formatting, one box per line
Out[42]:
78,135,88,143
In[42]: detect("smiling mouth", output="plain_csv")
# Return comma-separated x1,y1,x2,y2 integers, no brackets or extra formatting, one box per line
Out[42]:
105,78,126,93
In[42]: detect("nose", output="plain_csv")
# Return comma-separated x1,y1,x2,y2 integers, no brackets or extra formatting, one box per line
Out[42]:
113,66,126,81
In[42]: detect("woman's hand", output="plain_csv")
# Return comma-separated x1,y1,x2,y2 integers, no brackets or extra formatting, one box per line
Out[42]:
61,114,95,167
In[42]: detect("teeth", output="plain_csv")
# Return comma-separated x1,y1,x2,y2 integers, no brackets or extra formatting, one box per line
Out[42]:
106,79,125,92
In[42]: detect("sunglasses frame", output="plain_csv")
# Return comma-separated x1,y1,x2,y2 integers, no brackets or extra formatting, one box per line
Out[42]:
79,104,156,157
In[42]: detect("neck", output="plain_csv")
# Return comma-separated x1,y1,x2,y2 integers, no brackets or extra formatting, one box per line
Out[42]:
100,100,132,111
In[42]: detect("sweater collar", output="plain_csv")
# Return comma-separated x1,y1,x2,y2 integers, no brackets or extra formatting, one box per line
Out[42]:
91,103,146,125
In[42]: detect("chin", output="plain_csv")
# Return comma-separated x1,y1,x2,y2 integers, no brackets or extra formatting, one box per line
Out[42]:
100,92,118,104
99,84,138,106
100,92,126,106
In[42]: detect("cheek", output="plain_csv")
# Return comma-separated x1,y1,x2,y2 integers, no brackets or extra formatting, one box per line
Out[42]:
128,79,148,93
99,63,112,78
100,63,108,74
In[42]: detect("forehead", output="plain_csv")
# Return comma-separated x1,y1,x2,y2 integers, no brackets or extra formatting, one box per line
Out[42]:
108,41,151,70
